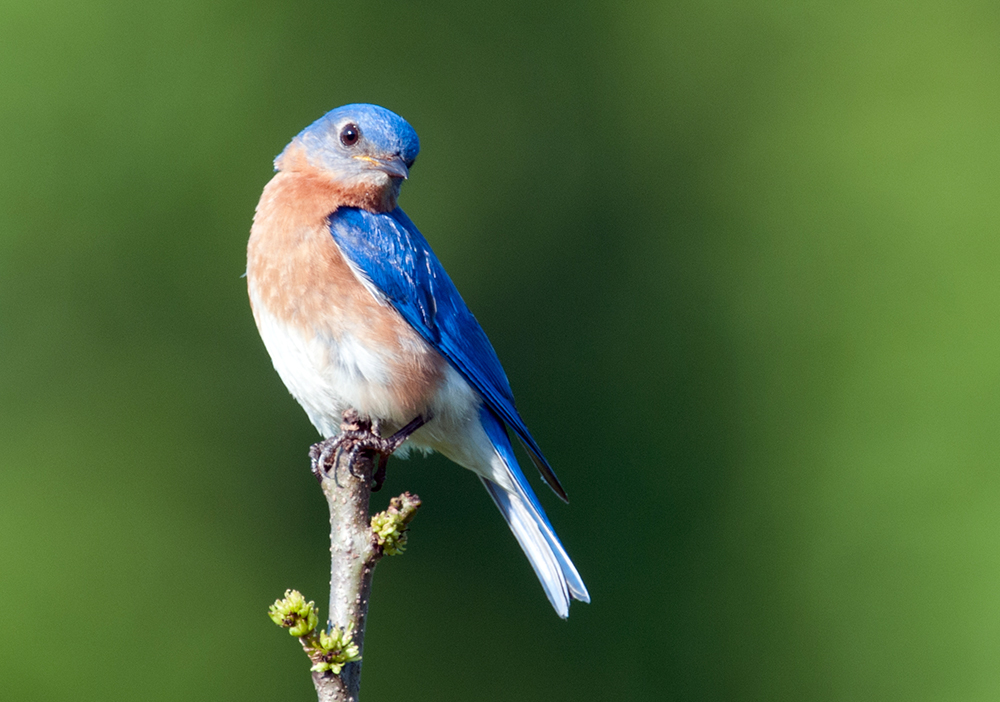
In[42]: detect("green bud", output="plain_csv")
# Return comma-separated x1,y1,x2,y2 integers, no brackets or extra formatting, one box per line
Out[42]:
309,624,362,675
268,589,320,637
371,511,407,555
370,492,422,556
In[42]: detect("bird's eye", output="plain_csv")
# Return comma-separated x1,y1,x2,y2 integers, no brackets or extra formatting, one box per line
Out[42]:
340,123,361,147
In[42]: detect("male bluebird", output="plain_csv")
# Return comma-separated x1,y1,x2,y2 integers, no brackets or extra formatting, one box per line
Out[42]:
247,104,589,617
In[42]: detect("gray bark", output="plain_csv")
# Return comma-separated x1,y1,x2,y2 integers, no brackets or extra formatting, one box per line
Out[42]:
312,413,379,702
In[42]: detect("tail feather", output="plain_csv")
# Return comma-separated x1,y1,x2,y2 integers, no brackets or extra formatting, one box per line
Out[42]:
479,407,590,618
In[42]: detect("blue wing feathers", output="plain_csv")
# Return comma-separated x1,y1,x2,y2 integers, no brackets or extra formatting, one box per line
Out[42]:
478,405,556,531
329,207,568,501
479,405,590,609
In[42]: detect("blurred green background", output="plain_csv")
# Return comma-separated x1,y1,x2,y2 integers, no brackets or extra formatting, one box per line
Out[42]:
2,1,999,700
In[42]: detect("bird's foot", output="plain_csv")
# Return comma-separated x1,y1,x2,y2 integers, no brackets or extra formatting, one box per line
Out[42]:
309,409,431,490
369,413,432,491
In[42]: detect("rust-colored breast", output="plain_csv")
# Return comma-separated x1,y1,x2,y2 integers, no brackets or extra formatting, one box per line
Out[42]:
246,155,445,414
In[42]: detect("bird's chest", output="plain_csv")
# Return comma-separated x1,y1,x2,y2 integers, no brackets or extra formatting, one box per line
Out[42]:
247,197,445,435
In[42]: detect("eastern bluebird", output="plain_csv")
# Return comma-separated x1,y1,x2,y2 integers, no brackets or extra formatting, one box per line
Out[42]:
247,104,589,617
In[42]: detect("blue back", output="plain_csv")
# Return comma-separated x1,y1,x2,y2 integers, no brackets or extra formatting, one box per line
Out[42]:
328,207,567,500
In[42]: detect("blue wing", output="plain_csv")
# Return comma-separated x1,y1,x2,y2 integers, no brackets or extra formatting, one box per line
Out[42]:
328,206,568,501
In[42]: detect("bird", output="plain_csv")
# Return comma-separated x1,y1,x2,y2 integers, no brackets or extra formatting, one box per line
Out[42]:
246,104,589,618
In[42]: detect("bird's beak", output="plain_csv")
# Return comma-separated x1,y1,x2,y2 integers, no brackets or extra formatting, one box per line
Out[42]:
353,154,409,180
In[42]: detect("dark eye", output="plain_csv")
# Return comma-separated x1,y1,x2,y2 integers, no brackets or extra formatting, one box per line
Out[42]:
340,123,361,147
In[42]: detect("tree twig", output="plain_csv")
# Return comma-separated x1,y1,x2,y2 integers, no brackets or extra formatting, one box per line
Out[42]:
299,409,420,702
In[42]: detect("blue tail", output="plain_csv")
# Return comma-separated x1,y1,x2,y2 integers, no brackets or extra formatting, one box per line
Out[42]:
479,407,590,618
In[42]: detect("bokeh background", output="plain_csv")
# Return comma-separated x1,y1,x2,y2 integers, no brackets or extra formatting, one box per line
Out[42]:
2,1,999,700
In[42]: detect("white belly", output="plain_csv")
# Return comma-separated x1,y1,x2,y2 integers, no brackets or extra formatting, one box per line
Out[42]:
252,302,397,436
251,300,485,455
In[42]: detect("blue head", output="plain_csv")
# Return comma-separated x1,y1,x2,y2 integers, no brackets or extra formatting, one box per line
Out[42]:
277,104,420,210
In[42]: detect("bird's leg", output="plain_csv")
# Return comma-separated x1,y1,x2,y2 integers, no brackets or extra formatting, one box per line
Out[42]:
371,413,432,492
310,409,432,488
